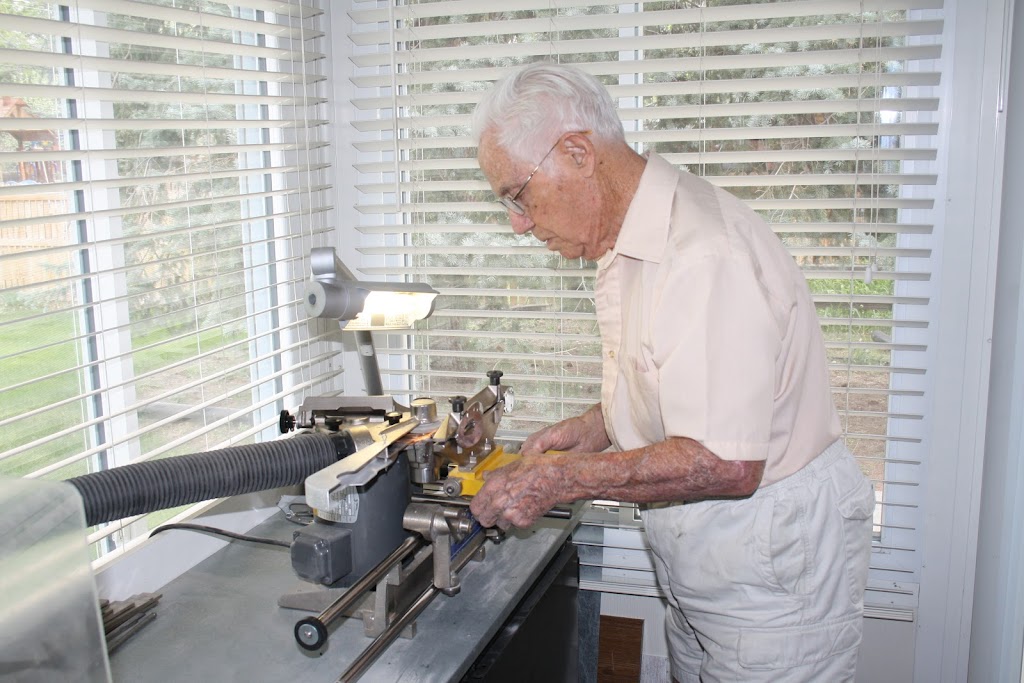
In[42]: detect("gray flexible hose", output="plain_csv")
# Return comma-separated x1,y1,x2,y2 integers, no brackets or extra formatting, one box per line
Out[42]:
66,433,353,526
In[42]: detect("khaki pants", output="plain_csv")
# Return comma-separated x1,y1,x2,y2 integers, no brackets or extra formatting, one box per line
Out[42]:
643,440,875,682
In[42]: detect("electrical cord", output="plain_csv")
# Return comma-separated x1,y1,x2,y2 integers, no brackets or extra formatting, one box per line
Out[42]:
149,522,291,548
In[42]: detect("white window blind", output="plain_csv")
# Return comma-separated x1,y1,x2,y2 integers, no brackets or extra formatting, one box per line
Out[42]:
348,0,941,615
0,0,338,560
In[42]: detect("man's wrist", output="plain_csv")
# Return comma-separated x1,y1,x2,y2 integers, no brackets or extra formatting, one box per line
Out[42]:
580,404,610,451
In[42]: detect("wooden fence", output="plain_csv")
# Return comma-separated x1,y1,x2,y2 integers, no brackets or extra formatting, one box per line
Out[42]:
0,192,71,290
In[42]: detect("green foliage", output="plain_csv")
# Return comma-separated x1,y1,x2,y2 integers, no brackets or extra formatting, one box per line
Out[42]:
809,277,895,297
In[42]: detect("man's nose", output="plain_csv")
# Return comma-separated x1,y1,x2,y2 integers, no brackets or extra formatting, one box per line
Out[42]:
509,211,535,235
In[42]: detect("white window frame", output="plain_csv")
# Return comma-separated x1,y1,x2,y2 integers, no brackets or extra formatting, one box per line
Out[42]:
913,0,1013,679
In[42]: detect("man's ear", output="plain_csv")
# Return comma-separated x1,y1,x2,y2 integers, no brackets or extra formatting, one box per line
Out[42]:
563,132,596,177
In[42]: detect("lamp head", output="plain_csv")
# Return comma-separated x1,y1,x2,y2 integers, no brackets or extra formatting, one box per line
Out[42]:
304,247,437,331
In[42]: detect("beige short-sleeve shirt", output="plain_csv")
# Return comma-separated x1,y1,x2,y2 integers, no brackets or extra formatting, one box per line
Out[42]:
596,153,841,486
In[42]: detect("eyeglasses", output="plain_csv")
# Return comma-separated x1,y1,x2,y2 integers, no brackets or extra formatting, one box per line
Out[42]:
497,130,589,216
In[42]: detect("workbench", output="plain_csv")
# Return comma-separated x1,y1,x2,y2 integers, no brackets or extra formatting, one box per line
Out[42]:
108,506,583,682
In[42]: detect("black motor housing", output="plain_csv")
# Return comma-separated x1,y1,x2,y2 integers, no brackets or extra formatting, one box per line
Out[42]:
290,452,412,586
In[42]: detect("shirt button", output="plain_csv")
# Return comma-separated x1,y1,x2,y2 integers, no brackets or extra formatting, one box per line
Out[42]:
608,350,615,359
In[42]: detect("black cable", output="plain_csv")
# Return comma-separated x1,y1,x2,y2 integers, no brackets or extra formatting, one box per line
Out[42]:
149,522,291,548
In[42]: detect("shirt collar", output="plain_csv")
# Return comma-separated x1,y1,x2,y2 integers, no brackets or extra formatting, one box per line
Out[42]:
599,152,677,270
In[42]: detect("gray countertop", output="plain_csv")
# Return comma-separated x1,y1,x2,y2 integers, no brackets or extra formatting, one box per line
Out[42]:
108,507,581,683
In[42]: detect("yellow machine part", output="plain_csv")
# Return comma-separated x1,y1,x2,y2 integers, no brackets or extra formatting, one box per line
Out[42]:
446,446,521,497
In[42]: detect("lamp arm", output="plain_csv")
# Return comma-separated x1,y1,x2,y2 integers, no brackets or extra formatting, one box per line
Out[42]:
354,330,384,396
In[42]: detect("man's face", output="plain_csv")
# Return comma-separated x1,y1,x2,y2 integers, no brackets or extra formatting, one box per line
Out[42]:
477,130,601,260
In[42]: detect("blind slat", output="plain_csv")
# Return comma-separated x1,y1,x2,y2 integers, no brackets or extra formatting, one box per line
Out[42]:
351,123,940,152
349,19,944,67
354,148,939,174
0,163,330,199
354,3,938,45
13,82,325,108
381,346,927,376
0,117,328,132
349,0,940,24
3,141,329,165
0,184,332,230
356,173,937,195
357,222,933,236
352,76,940,110
358,245,931,260
3,13,323,62
75,0,320,38
350,45,943,89
354,198,935,215
0,48,325,83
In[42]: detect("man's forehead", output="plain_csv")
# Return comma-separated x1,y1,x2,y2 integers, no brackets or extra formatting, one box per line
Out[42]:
478,130,512,164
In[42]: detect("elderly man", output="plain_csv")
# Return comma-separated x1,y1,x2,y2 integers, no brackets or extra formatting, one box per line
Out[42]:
469,62,876,682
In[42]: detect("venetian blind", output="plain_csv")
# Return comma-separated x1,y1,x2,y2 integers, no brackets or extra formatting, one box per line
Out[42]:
347,0,941,613
0,0,338,560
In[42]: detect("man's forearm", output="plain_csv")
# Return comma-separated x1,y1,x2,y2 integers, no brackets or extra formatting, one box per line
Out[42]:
473,426,763,530
559,437,763,503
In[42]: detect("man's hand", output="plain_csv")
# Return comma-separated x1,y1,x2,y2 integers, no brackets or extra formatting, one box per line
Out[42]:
521,404,611,457
469,453,570,530
520,421,586,457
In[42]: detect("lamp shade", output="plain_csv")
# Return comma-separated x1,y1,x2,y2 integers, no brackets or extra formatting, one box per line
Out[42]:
304,247,437,331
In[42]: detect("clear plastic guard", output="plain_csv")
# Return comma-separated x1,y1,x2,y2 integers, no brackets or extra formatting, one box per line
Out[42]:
0,477,111,682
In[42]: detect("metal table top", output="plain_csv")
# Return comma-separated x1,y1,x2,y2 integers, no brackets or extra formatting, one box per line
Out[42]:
108,507,581,683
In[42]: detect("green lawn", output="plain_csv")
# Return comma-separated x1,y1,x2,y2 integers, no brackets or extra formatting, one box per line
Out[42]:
810,277,895,367
1,308,88,478
1,307,245,479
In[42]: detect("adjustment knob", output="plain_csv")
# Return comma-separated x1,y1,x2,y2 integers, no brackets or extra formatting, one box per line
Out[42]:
487,370,503,386
279,410,296,434
451,395,466,413
410,397,437,423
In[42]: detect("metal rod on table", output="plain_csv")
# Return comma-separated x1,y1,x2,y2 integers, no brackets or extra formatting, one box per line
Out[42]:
410,494,574,519
294,535,426,651
338,583,439,683
337,530,486,682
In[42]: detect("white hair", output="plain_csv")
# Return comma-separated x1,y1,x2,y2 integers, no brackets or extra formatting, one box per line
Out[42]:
471,62,625,161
